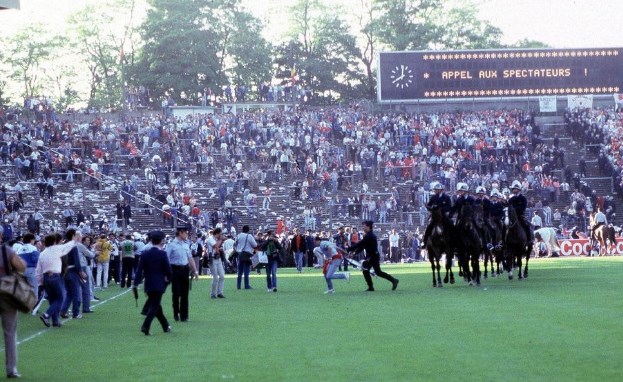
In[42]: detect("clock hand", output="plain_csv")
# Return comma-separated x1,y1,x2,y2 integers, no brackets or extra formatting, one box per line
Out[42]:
392,74,405,84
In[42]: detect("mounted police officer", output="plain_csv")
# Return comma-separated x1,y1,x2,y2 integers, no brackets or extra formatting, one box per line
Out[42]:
508,180,533,241
489,189,505,248
473,186,494,250
421,182,453,248
449,182,474,224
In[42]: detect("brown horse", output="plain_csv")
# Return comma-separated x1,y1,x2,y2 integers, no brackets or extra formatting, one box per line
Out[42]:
594,224,615,256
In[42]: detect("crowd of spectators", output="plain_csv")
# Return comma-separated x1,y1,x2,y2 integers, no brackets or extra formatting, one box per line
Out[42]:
1,99,622,257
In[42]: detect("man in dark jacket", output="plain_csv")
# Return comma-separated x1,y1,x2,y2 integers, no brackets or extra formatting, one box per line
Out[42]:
133,231,172,336
290,228,307,273
347,221,398,292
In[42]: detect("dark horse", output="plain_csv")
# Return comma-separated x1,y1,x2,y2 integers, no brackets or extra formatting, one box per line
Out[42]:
503,205,531,279
472,203,496,279
425,205,454,287
455,204,482,286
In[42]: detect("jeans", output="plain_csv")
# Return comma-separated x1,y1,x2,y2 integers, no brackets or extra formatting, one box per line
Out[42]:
294,251,304,272
209,259,225,296
24,267,39,300
325,258,346,290
237,260,251,289
61,271,83,317
266,260,278,290
43,273,66,325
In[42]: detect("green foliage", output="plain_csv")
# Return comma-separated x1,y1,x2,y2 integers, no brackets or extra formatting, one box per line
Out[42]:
275,0,367,103
3,23,65,98
372,0,441,51
430,5,505,50
68,0,140,109
14,258,623,381
133,0,272,104
511,38,550,49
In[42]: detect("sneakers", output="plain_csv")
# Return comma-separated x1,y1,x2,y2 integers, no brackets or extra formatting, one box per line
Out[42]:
344,272,350,282
217,294,225,298
267,288,273,293
211,295,217,299
40,314,50,328
73,314,83,319
324,289,335,294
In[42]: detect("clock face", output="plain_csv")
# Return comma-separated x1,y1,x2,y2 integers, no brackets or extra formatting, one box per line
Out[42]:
389,64,414,89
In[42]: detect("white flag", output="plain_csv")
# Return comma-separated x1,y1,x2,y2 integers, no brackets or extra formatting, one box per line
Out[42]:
539,96,557,112
567,95,593,109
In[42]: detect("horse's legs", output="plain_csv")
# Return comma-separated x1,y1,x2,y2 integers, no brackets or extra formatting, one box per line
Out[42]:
435,258,442,287
517,252,523,280
471,253,481,285
483,249,490,279
430,258,437,287
524,243,532,278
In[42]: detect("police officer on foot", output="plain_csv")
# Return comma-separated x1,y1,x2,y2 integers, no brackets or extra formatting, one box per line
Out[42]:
133,231,172,335
166,227,199,322
347,220,399,292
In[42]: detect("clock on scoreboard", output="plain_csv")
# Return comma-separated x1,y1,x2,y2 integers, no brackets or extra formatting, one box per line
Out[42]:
377,48,623,102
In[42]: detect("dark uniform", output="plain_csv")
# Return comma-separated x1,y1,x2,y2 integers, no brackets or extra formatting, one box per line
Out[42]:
133,231,172,335
474,196,493,247
489,200,505,247
450,194,475,222
509,192,533,241
422,192,454,247
347,225,398,291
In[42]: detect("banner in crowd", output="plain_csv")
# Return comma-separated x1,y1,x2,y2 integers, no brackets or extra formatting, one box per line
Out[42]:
567,94,593,109
558,238,623,256
539,96,557,112
614,93,623,104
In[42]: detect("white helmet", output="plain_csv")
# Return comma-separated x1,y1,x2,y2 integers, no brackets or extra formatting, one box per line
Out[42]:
476,186,486,194
510,180,522,190
502,187,511,196
432,182,444,190
457,183,469,192
490,188,500,198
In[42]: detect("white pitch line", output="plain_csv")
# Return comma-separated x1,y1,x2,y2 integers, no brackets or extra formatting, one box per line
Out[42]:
0,289,132,350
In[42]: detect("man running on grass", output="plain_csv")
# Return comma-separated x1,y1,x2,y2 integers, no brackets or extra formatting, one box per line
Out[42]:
313,237,350,294
347,220,399,292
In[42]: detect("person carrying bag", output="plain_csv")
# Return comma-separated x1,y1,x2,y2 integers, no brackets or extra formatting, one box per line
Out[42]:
0,239,28,379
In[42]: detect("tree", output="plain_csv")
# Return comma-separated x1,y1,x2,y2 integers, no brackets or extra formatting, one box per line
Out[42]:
68,0,139,109
372,0,440,51
132,0,272,104
430,5,504,50
276,0,366,103
3,23,65,99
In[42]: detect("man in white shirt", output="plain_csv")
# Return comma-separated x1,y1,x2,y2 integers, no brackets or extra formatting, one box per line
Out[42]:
36,234,77,328
389,229,401,264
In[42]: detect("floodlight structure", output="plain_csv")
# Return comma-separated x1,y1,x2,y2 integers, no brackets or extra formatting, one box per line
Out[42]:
0,0,20,10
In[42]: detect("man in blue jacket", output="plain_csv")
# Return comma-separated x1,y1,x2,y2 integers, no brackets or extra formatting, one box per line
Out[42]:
133,231,172,335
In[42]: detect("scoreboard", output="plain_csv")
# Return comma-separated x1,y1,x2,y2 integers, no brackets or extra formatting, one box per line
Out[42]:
377,48,623,102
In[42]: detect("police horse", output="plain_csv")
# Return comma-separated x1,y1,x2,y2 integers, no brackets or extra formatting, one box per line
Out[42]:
425,204,454,287
503,205,532,280
455,204,482,286
472,203,497,279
